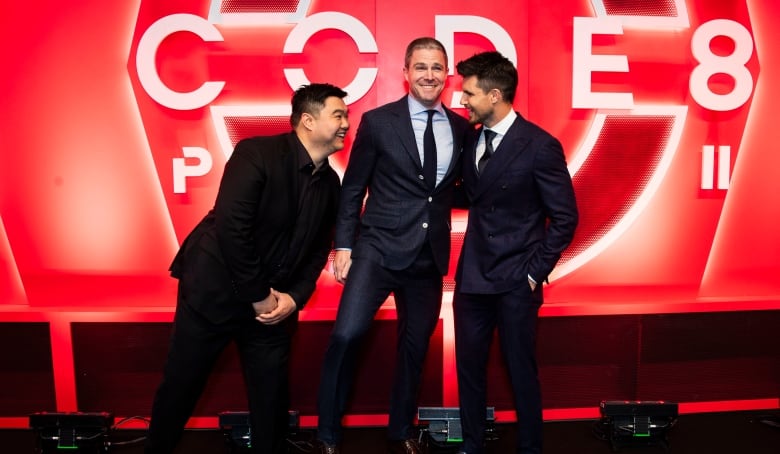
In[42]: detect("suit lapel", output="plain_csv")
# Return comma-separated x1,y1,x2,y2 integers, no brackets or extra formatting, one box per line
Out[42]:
473,116,530,199
462,127,480,197
389,96,424,170
443,107,464,178
387,98,470,187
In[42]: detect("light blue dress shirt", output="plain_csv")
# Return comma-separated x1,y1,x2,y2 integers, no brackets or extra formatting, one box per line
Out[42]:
408,97,454,187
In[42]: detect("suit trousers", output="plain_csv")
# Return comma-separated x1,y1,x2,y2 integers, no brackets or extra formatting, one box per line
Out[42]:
145,288,295,454
317,243,443,444
453,286,543,454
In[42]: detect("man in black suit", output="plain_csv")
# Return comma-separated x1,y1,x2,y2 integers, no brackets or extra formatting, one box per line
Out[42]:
145,83,349,454
453,52,578,454
315,37,470,454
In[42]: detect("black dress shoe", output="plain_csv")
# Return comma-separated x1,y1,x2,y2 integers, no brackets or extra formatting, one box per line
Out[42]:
315,440,340,454
387,438,422,454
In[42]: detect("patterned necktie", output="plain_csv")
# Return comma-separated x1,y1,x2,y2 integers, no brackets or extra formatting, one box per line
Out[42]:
478,129,496,175
423,109,437,188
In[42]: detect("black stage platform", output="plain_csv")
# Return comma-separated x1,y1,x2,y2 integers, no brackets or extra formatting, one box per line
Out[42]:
4,410,778,453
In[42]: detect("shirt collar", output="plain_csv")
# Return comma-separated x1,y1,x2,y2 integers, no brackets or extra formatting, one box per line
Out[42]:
407,95,443,117
485,110,517,137
291,132,329,174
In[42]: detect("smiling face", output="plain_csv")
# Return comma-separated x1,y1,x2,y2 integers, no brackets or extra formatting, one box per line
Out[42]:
459,75,497,127
311,96,349,153
404,48,448,108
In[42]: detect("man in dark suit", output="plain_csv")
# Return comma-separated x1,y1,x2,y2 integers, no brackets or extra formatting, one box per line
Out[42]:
145,83,349,454
315,37,470,454
453,52,578,454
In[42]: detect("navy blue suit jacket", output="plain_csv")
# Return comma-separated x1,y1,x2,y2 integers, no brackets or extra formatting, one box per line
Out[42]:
335,96,470,274
455,114,578,294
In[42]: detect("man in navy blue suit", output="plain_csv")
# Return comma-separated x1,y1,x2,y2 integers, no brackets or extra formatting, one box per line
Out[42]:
316,37,470,454
453,51,578,454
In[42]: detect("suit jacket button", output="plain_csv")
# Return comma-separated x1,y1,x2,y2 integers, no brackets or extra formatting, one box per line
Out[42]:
422,222,429,229
418,174,425,180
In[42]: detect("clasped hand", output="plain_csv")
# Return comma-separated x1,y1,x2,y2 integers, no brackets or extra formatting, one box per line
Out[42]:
253,289,296,325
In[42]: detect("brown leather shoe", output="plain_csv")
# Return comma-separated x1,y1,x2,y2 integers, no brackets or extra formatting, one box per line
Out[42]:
315,440,340,454
387,438,422,454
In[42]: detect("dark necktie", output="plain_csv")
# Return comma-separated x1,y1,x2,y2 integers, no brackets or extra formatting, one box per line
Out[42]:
423,109,437,188
478,129,496,175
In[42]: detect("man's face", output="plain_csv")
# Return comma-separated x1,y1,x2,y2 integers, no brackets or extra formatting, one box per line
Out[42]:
404,48,448,107
459,75,495,126
312,96,349,153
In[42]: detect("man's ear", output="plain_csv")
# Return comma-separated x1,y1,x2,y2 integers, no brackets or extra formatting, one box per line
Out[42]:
301,112,315,130
490,88,502,104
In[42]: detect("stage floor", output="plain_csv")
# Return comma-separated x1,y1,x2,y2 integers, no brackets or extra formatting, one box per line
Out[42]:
4,410,778,453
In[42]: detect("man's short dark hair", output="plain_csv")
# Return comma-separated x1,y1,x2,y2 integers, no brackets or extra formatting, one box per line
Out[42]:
404,37,448,69
290,83,348,128
456,51,517,104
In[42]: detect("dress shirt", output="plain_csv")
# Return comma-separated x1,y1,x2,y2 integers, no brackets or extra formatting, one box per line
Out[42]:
475,110,518,172
271,135,340,288
409,96,454,187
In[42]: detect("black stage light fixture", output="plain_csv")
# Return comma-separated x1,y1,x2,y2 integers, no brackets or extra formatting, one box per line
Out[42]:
596,400,678,451
29,411,113,453
219,411,252,453
417,406,495,451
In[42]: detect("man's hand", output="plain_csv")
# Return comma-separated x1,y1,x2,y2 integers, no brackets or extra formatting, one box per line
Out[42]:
333,249,352,284
252,292,278,316
257,289,297,325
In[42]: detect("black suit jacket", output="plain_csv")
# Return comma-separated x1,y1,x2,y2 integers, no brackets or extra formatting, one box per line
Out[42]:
455,114,578,294
335,96,470,274
170,133,340,323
